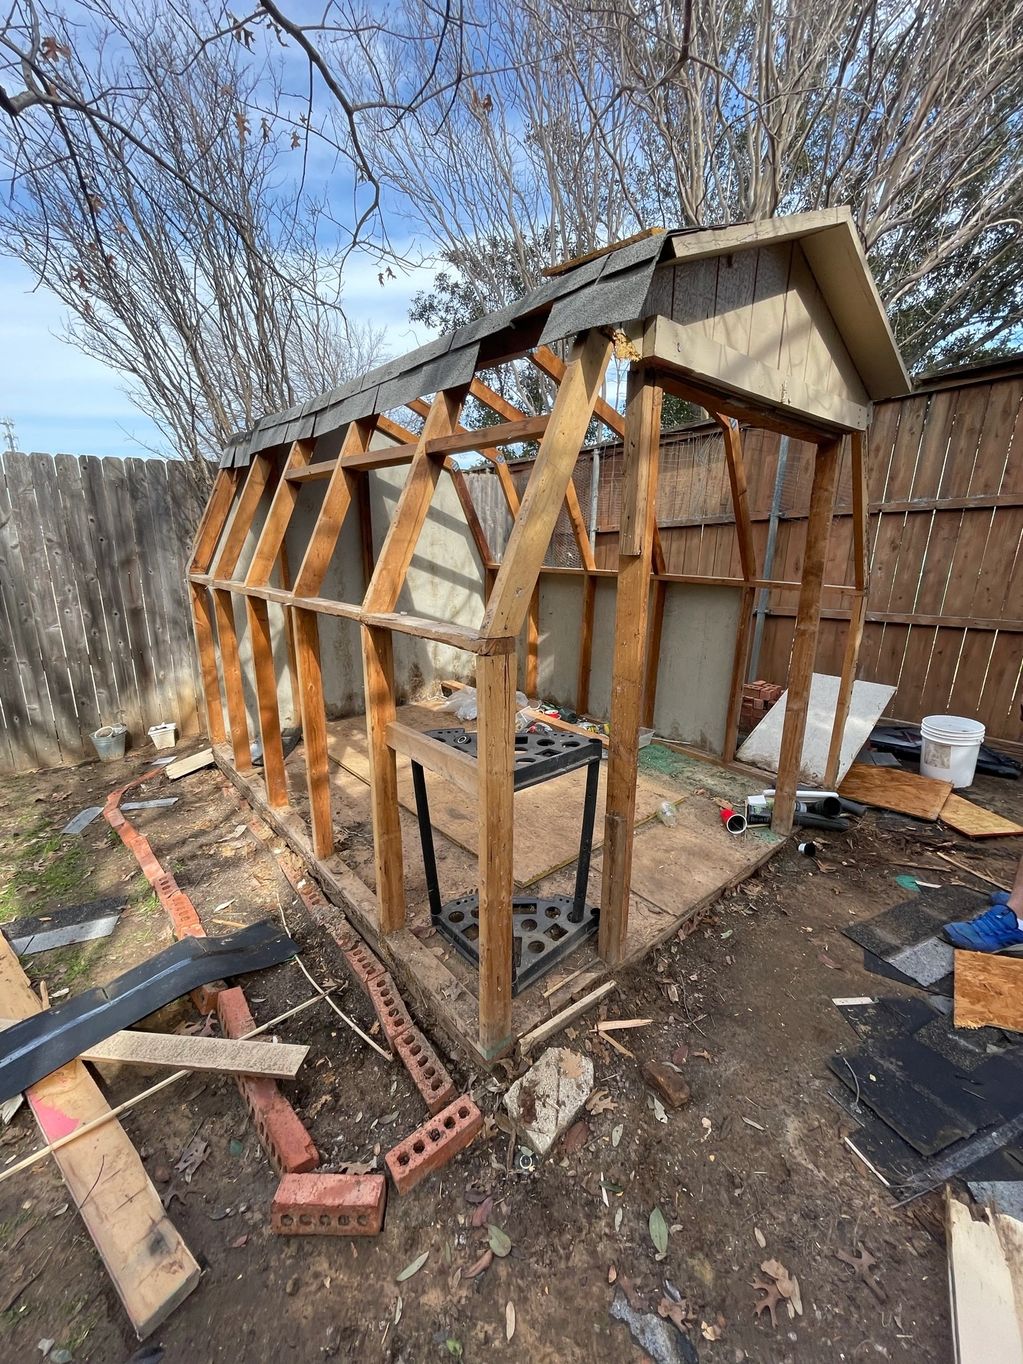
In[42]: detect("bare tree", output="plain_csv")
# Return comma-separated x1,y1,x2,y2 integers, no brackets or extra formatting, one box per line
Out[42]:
360,0,1023,370
1,6,386,474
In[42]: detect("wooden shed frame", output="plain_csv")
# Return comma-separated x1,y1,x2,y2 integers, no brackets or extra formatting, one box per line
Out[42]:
188,209,909,1060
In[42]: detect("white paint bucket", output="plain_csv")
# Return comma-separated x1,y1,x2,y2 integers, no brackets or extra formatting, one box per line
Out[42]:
920,715,985,789
148,722,178,750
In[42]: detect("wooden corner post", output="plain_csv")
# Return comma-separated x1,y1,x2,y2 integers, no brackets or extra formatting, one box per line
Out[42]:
599,366,663,965
476,651,517,1057
772,436,842,836
824,429,869,787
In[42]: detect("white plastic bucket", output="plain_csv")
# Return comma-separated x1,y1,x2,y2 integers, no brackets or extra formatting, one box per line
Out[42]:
920,714,985,789
91,723,127,762
148,722,177,750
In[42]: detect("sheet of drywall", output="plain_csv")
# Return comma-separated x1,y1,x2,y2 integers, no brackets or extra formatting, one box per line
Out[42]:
737,672,896,782
652,584,740,753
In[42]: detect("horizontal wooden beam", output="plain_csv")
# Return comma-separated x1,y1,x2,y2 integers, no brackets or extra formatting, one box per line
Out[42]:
425,414,548,457
361,610,516,654
765,607,1023,632
386,720,478,797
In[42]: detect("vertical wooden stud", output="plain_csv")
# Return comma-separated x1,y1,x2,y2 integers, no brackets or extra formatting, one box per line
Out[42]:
213,589,252,772
599,368,662,965
772,437,842,836
245,596,288,808
825,430,870,786
476,651,516,1057
713,414,759,764
577,573,597,715
189,582,226,745
293,607,332,857
362,623,404,933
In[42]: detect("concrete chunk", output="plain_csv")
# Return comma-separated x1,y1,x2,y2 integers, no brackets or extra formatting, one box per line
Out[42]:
504,1047,593,1157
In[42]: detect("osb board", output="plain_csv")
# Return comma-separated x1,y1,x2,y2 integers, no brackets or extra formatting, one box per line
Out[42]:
839,762,953,820
954,950,1023,1032
941,793,1023,839
216,749,782,1064
324,704,666,885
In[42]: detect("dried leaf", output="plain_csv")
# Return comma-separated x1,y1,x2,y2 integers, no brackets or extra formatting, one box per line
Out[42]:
585,1088,616,1115
561,1120,589,1155
608,1265,618,1284
754,1227,766,1249
611,1123,624,1148
670,1042,689,1067
463,1249,493,1279
230,1233,248,1249
174,1135,209,1183
396,1250,429,1282
487,1224,512,1258
649,1205,669,1256
657,1297,688,1330
649,1094,668,1124
701,1320,722,1341
560,1052,585,1080
470,1195,494,1228
614,1207,623,1233
505,1301,515,1342
394,1295,403,1324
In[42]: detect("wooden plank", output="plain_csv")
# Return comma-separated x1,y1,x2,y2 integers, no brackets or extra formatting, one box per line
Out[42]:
361,611,515,654
476,651,516,1057
954,951,1023,1032
189,583,226,745
824,430,869,786
447,465,493,567
291,423,367,597
520,981,618,1051
529,345,625,438
212,589,252,772
427,415,548,457
771,438,842,835
362,624,405,933
0,1025,309,1078
386,720,478,798
245,596,289,808
0,934,200,1338
946,1191,1023,1364
578,573,597,716
0,453,53,769
940,793,1023,839
363,389,467,615
483,332,612,637
542,226,664,277
599,368,662,965
838,762,953,820
293,607,333,857
213,452,272,579
190,467,239,572
5,452,82,761
246,440,314,585
79,456,146,746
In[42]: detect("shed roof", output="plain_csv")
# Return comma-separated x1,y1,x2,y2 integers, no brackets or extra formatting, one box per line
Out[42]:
221,207,908,468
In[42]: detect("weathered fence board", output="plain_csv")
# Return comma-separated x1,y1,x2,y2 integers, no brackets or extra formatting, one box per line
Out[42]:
0,452,205,773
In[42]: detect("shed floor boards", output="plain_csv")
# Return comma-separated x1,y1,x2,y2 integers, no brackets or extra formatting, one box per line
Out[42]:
215,731,782,1064
323,703,670,886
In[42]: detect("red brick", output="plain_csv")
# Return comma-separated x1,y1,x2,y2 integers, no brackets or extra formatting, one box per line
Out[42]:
385,1096,483,1195
344,940,387,992
367,971,413,1043
393,1026,457,1115
271,1173,385,1236
217,987,318,1174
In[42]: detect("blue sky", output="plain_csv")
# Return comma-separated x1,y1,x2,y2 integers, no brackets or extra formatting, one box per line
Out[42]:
0,251,437,459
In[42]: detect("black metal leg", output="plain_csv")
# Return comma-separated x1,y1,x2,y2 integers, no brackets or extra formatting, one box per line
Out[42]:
573,755,600,915
411,761,443,920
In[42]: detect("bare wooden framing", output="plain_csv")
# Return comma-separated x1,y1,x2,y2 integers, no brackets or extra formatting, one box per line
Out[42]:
824,430,869,787
189,231,894,1057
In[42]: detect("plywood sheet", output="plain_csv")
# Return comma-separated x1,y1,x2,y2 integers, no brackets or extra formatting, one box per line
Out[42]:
946,1192,1023,1364
941,793,1023,839
325,705,665,885
838,762,953,820
955,950,1023,1032
737,672,896,783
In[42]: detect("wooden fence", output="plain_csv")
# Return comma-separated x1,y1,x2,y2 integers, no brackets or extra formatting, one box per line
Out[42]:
0,451,206,773
470,358,1023,744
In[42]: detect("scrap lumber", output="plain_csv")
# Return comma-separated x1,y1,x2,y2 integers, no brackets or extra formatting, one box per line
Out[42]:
838,762,953,821
164,747,215,780
520,980,617,1052
954,950,1023,1032
946,1190,1023,1364
940,793,1023,839
0,1021,308,1078
0,934,200,1338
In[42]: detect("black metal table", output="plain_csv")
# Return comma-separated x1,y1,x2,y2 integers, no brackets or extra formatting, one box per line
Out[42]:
410,726,603,995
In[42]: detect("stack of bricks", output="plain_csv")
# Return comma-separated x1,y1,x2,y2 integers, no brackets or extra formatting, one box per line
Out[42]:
740,680,784,736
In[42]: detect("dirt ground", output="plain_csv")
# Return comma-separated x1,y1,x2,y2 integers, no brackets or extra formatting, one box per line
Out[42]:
1,744,1021,1364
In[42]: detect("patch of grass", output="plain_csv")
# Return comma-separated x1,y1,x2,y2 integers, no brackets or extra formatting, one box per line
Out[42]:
0,815,91,924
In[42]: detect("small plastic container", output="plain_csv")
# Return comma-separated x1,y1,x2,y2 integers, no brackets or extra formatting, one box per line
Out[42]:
91,723,127,762
148,722,177,750
920,715,985,789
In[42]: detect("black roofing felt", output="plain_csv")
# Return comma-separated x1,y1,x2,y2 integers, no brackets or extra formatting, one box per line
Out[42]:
219,230,674,468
